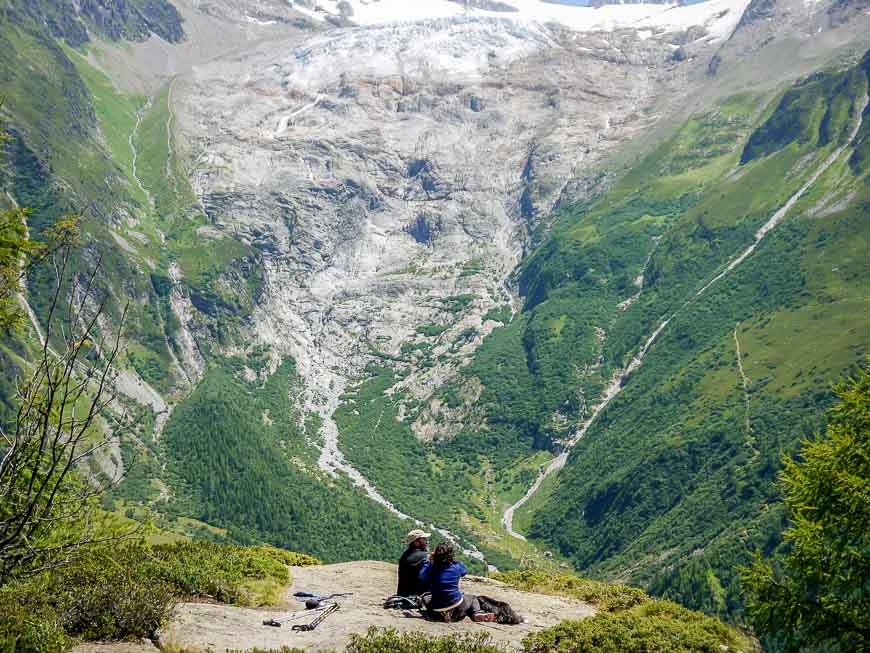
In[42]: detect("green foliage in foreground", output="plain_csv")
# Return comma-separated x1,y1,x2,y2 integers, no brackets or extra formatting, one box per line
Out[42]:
146,541,319,607
344,601,754,653
741,362,870,653
0,541,317,650
494,570,648,613
0,597,69,653
347,628,504,653
523,601,754,653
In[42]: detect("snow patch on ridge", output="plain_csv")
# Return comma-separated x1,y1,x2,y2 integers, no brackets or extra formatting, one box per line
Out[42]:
297,0,754,43
289,17,558,84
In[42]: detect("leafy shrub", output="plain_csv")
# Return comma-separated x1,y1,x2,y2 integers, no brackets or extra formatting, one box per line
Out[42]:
0,587,68,653
494,570,648,612
346,627,506,653
51,545,175,640
255,546,320,568
523,600,755,653
0,540,317,650
0,544,172,646
148,542,319,607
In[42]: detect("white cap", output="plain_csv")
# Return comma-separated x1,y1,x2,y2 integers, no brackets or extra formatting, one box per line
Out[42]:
406,529,431,544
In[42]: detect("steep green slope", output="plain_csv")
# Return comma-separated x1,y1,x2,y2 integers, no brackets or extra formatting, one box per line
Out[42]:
159,357,407,561
523,54,870,619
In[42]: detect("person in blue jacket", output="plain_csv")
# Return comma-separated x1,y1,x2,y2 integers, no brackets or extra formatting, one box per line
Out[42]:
418,542,495,622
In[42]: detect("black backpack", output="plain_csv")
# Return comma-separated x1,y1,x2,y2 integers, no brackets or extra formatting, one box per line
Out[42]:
477,595,524,624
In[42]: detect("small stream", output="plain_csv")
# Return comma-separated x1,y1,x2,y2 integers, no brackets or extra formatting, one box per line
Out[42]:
308,372,490,565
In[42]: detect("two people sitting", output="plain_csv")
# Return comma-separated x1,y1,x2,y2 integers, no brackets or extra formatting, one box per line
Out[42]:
397,529,497,623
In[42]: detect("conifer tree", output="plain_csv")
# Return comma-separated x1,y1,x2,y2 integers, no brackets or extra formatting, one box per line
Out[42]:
742,360,870,652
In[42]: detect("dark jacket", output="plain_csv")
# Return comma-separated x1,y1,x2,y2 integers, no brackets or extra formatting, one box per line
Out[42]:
419,560,467,609
397,546,429,597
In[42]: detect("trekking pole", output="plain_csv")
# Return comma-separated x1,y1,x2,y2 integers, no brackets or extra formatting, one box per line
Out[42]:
292,603,340,631
262,605,330,627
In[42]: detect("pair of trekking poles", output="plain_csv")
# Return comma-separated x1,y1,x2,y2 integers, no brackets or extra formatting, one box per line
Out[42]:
262,603,340,631
262,592,352,631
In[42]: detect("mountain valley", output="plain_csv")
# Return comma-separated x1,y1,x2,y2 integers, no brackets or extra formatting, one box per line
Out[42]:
1,0,869,637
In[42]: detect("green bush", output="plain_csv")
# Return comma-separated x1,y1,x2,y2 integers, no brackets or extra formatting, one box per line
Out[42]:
0,545,171,647
0,588,68,653
51,546,175,640
523,600,754,653
494,570,648,612
346,627,506,653
0,540,318,651
148,542,319,606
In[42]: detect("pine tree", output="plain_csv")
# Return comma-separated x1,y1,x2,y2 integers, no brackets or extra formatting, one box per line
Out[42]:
741,360,870,652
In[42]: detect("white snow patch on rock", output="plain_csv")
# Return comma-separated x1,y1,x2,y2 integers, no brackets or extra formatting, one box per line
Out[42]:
301,0,753,43
289,17,558,84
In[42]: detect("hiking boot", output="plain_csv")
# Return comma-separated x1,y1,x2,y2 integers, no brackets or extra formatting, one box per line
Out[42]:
473,613,497,623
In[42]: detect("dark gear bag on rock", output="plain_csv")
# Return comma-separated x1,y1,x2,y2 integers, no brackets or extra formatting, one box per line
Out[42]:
383,594,423,610
477,595,524,624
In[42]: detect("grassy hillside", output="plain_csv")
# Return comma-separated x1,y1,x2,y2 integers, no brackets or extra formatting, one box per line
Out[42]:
522,53,870,619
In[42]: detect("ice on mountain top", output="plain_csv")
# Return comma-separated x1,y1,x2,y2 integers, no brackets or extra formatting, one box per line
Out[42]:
289,17,559,83
294,0,754,42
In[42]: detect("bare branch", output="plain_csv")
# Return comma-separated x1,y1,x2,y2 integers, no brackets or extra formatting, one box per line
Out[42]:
0,243,138,579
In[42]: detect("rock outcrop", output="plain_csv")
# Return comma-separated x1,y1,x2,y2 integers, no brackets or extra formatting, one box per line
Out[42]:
161,561,596,652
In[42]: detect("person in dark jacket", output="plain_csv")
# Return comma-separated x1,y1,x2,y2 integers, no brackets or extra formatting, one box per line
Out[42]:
396,529,431,597
418,542,495,622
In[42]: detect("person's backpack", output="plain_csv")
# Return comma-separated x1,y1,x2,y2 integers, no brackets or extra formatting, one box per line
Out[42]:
477,595,524,624
383,595,423,610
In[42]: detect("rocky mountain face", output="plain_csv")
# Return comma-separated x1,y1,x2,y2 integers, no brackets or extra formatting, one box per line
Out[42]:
176,15,684,455
2,0,869,622
3,0,184,47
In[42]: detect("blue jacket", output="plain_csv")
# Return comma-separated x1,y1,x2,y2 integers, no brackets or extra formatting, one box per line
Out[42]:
419,561,468,609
